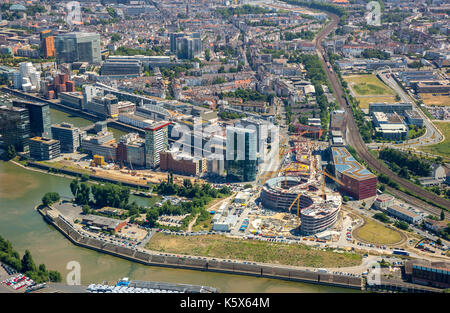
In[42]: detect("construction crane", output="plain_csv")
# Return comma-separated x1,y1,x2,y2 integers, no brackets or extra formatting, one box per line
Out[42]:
321,170,344,201
287,193,302,225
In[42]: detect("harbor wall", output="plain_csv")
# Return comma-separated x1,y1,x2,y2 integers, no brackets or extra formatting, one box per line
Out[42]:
38,207,363,290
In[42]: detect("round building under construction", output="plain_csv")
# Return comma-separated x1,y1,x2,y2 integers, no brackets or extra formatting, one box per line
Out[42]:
261,176,341,235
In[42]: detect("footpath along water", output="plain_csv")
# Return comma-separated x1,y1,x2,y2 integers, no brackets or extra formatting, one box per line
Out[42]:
0,161,359,292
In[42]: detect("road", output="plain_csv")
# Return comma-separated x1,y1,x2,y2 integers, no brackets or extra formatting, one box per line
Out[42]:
376,71,443,147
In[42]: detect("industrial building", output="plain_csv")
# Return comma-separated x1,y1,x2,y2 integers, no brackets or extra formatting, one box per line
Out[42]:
386,205,423,224
368,102,413,115
331,147,377,200
404,260,450,289
29,137,61,161
82,214,127,233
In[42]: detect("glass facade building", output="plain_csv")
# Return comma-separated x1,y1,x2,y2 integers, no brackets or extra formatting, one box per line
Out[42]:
55,32,101,64
226,126,257,182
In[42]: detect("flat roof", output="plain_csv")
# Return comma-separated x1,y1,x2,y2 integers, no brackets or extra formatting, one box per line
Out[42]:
331,147,376,181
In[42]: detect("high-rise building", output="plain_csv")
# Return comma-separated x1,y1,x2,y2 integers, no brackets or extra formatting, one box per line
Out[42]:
170,33,186,53
145,121,171,168
226,126,257,182
0,105,30,152
40,30,55,58
55,32,101,64
29,137,61,160
175,32,202,59
13,100,51,138
51,122,82,153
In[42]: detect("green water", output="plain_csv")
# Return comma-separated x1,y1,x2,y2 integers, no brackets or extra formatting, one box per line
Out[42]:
0,161,359,292
49,108,126,140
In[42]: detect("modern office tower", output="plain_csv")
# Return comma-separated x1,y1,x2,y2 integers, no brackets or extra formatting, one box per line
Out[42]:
226,126,257,182
55,32,101,64
145,121,171,168
175,32,202,59
51,123,82,153
40,30,55,58
170,33,186,53
0,105,30,152
29,137,61,160
12,100,51,138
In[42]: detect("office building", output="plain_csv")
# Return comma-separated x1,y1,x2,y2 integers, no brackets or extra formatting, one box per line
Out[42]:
51,123,82,153
175,33,202,60
369,102,413,115
160,150,207,176
40,30,55,58
100,59,142,76
55,32,101,64
29,137,60,160
226,126,257,182
331,147,377,200
0,105,30,152
386,205,423,224
145,121,171,168
12,100,51,138
116,133,146,168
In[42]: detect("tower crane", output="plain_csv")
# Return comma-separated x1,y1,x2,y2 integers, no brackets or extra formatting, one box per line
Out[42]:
321,170,344,201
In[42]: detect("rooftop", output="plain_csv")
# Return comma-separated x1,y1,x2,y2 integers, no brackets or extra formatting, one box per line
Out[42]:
331,147,376,181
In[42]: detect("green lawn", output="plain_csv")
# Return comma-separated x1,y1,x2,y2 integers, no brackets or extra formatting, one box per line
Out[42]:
419,122,450,160
353,218,404,245
147,233,362,268
344,74,397,109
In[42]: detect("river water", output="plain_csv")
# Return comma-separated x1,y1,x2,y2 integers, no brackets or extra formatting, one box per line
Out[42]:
0,104,356,292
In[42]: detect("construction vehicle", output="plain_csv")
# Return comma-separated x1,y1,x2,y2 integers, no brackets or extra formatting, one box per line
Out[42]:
321,170,344,201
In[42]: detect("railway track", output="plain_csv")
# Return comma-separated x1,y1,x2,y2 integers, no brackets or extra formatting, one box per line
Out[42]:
311,12,450,213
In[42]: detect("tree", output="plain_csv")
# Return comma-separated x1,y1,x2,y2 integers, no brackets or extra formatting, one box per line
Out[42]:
146,210,159,227
21,250,36,273
4,145,16,160
441,210,445,221
205,48,211,61
70,179,79,199
82,205,90,215
42,192,60,207
49,270,62,282
111,33,121,42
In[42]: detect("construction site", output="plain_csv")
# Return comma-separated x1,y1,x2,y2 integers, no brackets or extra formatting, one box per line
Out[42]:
259,129,344,236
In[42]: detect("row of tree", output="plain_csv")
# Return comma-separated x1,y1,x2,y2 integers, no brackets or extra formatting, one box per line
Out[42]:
379,148,431,177
0,235,61,284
